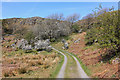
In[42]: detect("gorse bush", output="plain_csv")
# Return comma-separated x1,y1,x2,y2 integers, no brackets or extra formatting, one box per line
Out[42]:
72,24,80,33
24,31,35,44
85,5,120,55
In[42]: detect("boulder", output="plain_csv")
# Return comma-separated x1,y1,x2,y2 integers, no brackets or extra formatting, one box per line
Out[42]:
61,39,68,49
1,37,5,40
34,40,43,50
62,39,66,43
23,45,32,50
45,46,52,52
0,37,4,43
16,39,28,49
14,39,17,44
95,39,98,43
62,47,65,50
45,39,50,45
11,44,15,48
112,58,120,64
34,39,51,51
78,29,82,33
64,42,69,49
74,38,80,43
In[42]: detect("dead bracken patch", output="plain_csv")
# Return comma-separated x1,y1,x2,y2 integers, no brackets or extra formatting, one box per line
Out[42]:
68,32,119,78
2,43,60,78
18,67,27,74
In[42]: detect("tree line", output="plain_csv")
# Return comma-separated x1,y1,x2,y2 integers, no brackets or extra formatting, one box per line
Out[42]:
2,13,80,43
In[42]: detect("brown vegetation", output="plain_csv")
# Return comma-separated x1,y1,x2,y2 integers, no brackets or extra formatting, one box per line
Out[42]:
68,32,119,78
2,52,60,78
1,35,60,78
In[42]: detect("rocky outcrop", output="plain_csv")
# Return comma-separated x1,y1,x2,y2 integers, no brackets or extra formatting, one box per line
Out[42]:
61,39,69,49
16,39,28,49
23,45,32,50
16,39,32,50
74,38,80,43
78,29,82,33
16,38,52,52
64,42,69,49
112,58,120,64
34,39,52,51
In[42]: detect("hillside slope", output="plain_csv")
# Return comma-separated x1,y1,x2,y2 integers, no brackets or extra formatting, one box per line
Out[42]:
2,17,72,41
68,32,119,78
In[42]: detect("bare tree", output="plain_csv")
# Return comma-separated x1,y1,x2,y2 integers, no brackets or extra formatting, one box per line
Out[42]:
46,13,64,21
66,13,80,23
30,18,71,41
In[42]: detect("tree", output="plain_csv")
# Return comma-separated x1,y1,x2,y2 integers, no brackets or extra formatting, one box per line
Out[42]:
31,19,71,41
46,13,64,21
66,13,80,23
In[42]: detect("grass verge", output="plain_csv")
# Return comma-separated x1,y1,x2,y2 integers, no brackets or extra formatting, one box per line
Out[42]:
50,53,64,78
60,50,91,76
70,52,91,76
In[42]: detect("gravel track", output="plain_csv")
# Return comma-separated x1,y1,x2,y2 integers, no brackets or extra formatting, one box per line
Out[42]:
52,47,67,78
52,47,89,79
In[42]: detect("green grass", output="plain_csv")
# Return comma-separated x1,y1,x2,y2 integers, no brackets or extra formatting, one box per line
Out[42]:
52,40,91,77
83,46,91,50
52,39,92,77
64,52,78,78
60,50,91,76
38,50,54,55
83,43,99,51
50,54,64,78
51,35,71,45
111,74,116,78
5,49,54,57
70,52,91,76
54,49,82,78
56,35,71,42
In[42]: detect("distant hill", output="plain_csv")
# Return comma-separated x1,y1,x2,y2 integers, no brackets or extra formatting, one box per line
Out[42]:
2,17,72,41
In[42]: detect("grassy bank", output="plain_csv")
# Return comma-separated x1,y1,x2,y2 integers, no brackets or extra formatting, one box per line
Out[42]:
50,52,64,78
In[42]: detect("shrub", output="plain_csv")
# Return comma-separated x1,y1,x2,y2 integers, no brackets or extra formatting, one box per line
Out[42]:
29,61,36,66
18,67,27,74
37,60,43,65
4,71,10,77
72,24,79,33
84,5,120,58
24,31,35,44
